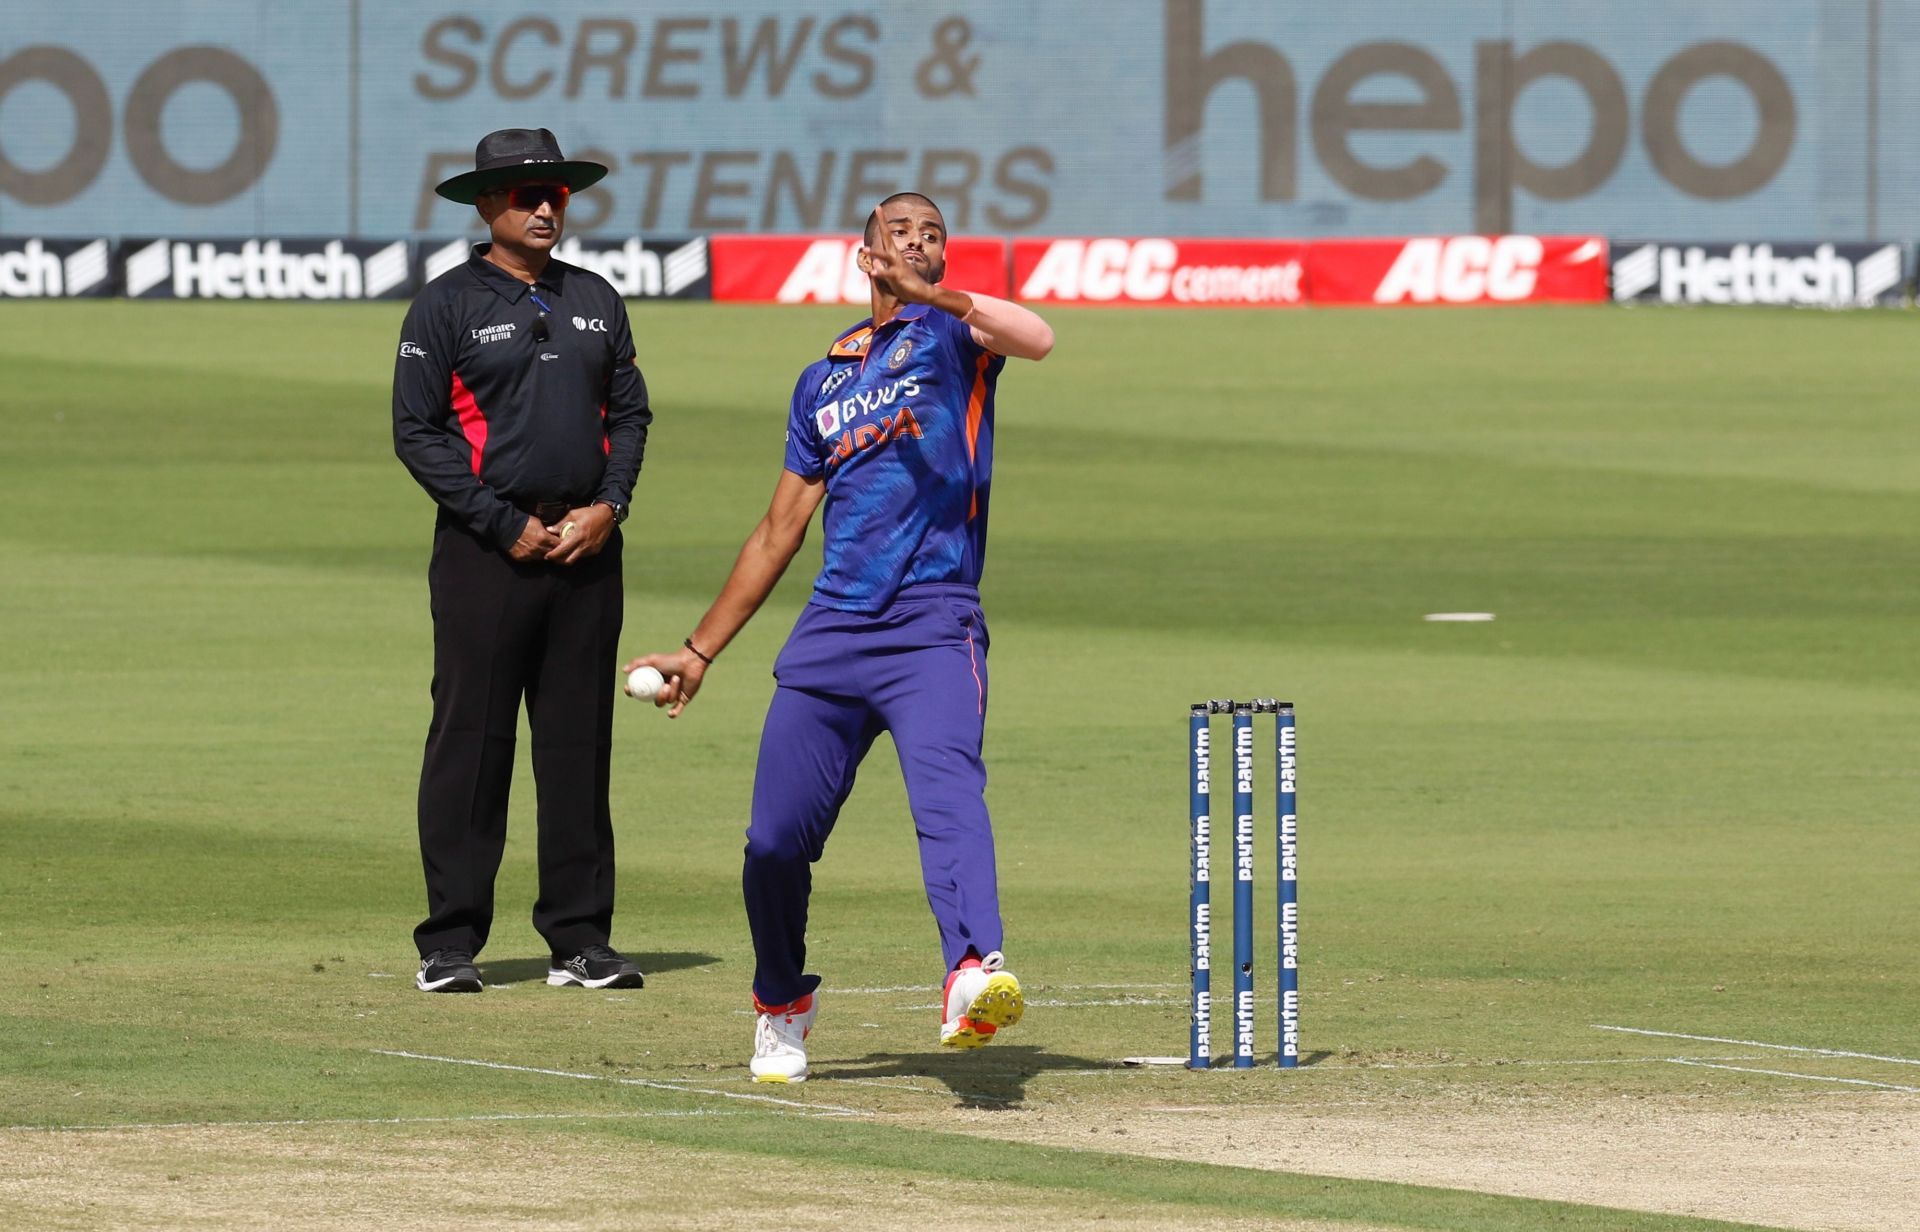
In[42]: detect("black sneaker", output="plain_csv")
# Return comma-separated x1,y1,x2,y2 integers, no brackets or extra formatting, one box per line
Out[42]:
416,949,482,993
547,944,645,989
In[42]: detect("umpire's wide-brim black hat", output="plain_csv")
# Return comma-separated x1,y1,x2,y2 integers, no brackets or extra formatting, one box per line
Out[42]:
434,128,608,204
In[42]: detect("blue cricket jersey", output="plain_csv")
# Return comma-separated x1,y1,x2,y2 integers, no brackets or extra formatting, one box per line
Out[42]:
783,304,1007,612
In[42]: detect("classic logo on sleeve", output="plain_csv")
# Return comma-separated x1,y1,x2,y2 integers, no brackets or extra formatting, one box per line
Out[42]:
399,341,427,358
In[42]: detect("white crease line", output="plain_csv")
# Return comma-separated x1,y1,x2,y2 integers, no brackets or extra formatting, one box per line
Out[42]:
1123,1056,1764,1075
2,1110,735,1133
1595,1025,1920,1067
1029,997,1181,1008
1365,1055,1765,1071
371,1049,869,1117
1664,1059,1920,1094
941,1056,1765,1077
829,982,1181,995
886,998,1178,1012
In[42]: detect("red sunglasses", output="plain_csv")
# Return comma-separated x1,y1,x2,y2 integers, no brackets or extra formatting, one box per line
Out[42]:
497,183,570,211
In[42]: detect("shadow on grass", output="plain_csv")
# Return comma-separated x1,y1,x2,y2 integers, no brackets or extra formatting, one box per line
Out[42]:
821,1045,1118,1109
479,952,722,984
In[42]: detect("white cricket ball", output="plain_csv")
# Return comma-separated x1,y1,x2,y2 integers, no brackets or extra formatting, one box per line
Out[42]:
624,665,666,701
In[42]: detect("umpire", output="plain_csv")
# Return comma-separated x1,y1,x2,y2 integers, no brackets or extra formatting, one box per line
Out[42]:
392,128,651,994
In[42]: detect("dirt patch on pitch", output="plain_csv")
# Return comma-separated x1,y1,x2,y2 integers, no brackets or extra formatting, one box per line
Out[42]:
948,1090,1920,1232
0,1119,1381,1232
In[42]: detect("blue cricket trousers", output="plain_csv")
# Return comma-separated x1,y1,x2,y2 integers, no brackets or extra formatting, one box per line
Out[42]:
744,582,1003,1005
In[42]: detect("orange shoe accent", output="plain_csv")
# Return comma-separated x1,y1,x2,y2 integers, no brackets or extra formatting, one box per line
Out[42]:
753,992,814,1017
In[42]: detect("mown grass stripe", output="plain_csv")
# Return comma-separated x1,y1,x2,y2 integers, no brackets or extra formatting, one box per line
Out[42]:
587,1113,1786,1232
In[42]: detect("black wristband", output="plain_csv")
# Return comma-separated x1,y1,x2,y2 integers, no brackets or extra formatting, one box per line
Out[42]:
683,637,714,666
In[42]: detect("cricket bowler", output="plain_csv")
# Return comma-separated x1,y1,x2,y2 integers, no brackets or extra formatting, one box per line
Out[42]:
625,193,1055,1081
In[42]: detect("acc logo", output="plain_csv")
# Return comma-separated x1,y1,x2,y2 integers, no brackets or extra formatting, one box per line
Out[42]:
1374,236,1544,304
814,401,842,437
819,366,854,397
399,341,427,358
573,315,608,332
886,339,913,369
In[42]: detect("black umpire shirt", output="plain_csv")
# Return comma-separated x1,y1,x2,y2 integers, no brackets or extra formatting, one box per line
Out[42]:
392,244,650,548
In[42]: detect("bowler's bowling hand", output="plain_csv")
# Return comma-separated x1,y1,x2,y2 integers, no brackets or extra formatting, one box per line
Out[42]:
621,649,705,718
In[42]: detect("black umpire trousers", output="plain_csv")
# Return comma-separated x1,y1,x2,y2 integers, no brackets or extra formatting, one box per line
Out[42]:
413,515,624,960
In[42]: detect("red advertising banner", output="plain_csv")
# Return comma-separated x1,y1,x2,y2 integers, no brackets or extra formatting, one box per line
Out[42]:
710,235,1009,303
1307,236,1608,305
710,233,1606,308
1012,238,1308,306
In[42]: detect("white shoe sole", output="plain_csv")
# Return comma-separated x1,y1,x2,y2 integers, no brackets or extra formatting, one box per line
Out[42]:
546,968,644,989
416,971,481,993
941,972,1024,1048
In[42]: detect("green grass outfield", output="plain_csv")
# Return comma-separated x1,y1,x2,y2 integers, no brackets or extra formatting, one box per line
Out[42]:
2,300,1916,1230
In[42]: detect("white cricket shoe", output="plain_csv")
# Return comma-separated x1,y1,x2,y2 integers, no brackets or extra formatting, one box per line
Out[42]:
750,992,817,1083
940,951,1024,1049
